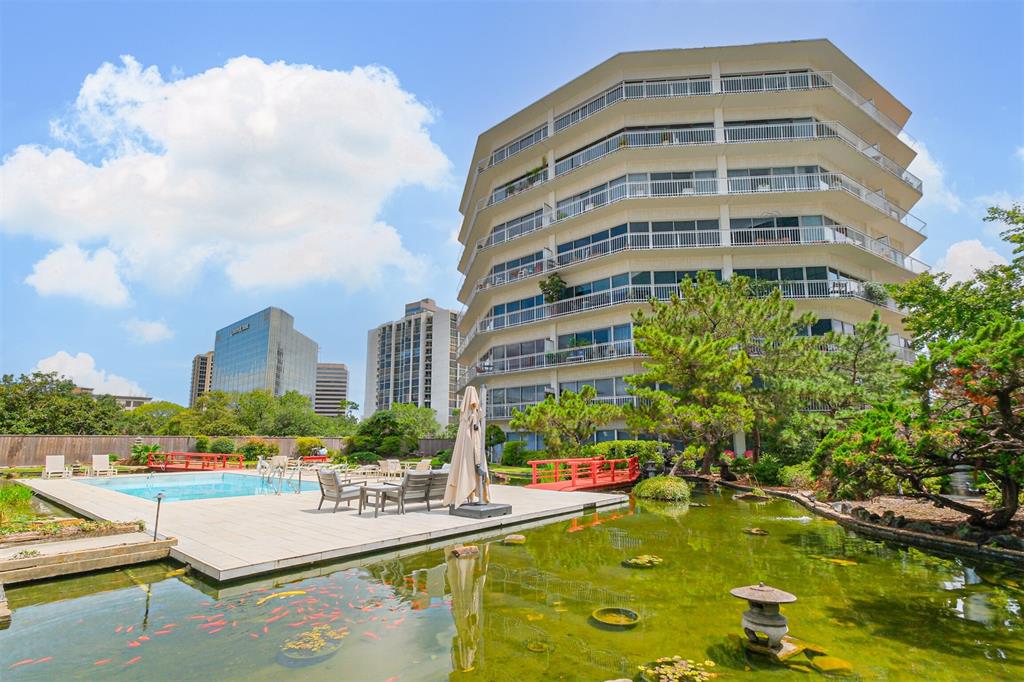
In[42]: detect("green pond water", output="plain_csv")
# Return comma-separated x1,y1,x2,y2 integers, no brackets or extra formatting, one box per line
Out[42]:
2,487,1022,681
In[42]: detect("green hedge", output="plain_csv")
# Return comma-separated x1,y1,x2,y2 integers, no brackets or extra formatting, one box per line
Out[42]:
592,440,664,466
238,437,279,461
193,435,210,453
350,451,380,464
501,441,528,466
209,437,236,454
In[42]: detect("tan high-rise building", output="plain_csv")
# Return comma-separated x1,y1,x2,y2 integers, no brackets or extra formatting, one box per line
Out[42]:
364,299,463,428
314,362,350,417
455,40,926,450
189,351,214,407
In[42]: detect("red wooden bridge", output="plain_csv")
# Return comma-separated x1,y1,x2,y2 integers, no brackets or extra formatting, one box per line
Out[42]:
525,456,640,491
148,452,245,471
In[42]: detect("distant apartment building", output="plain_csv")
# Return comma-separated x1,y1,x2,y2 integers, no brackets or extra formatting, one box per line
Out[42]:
189,351,214,406
364,298,463,427
455,40,926,450
74,386,152,410
314,362,350,417
211,307,318,400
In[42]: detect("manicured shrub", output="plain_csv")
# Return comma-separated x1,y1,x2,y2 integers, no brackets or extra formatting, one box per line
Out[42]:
209,437,237,454
433,449,452,465
750,453,783,486
193,435,210,453
501,440,529,466
378,435,409,458
131,443,161,465
633,476,690,502
294,436,326,457
350,451,380,464
592,440,664,466
780,461,814,489
238,437,279,461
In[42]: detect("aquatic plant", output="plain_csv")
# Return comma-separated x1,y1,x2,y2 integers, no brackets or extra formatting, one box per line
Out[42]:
638,656,717,681
0,483,32,526
633,476,691,502
623,554,664,568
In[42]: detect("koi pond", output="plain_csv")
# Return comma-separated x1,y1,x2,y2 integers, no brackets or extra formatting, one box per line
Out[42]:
2,486,1021,680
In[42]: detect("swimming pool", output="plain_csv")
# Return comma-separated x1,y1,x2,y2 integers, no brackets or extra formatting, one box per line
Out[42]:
82,472,321,502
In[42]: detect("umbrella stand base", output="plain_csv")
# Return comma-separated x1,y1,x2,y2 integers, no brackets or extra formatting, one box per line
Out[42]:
449,503,512,519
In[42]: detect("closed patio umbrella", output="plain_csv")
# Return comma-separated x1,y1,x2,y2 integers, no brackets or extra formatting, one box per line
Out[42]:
446,544,489,673
443,386,489,506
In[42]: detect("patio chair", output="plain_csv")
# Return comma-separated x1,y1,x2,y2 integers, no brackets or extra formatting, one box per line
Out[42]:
316,469,365,513
44,455,69,479
439,463,451,473
427,470,449,508
414,458,432,472
383,459,402,478
91,454,117,477
382,470,432,513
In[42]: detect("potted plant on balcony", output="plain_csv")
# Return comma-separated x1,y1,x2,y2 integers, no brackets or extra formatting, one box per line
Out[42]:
862,281,889,306
539,273,568,304
660,131,672,145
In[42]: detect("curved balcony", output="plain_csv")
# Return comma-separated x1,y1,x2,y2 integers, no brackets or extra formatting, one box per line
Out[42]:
460,279,902,355
475,70,905,179
487,394,637,420
461,339,640,389
470,223,928,302
554,121,920,191
469,171,925,273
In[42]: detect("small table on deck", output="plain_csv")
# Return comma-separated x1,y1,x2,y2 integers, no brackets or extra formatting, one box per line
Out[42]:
359,482,399,518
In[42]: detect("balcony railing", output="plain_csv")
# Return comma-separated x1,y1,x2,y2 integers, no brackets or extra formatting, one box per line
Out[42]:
487,394,638,420
485,168,549,208
553,121,920,191
476,70,906,179
473,170,925,260
471,222,927,298
462,339,639,387
460,279,901,353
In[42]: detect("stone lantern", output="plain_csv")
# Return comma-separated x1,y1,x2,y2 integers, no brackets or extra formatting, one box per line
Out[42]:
730,582,797,654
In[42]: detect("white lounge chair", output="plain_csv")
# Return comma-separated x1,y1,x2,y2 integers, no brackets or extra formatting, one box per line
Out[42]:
44,455,69,479
92,454,117,477
415,458,432,472
383,459,402,478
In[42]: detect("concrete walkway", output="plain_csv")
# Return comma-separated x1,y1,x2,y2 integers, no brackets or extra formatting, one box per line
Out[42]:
23,474,627,581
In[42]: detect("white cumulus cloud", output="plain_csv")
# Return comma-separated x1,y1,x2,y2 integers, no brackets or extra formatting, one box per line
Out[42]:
936,240,1008,283
1015,146,1024,162
35,351,146,396
24,244,130,306
900,133,962,213
2,55,451,303
121,318,174,343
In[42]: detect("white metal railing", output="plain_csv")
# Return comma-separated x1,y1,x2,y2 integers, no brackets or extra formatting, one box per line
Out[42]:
485,167,549,208
552,121,920,191
473,170,925,259
463,339,638,386
487,394,638,419
475,69,904,181
470,222,927,299
460,279,901,353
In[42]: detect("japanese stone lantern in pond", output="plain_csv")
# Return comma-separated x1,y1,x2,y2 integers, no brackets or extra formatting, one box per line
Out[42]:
730,582,797,652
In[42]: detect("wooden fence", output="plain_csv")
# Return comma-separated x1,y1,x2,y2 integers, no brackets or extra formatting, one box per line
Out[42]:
0,435,348,468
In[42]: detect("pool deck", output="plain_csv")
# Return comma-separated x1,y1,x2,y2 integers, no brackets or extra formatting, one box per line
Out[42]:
22,473,627,582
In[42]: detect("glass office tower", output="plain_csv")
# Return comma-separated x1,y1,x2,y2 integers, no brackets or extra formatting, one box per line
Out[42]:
211,307,318,399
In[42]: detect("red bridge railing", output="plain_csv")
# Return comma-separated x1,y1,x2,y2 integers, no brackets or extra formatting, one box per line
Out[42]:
148,452,245,471
527,456,639,489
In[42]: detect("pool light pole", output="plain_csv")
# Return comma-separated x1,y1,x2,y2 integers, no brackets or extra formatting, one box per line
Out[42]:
153,492,165,541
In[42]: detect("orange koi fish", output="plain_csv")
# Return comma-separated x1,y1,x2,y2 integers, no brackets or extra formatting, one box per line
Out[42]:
125,656,141,666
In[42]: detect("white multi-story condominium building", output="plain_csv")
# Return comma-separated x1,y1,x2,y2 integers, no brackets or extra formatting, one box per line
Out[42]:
364,299,464,428
314,362,350,417
455,40,927,450
189,350,214,407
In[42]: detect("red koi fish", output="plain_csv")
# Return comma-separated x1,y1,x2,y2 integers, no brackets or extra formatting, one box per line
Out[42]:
206,627,224,635
9,659,34,669
95,659,113,666
362,631,379,640
125,656,141,666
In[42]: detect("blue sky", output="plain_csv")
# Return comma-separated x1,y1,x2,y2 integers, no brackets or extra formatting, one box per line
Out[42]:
2,1,1022,408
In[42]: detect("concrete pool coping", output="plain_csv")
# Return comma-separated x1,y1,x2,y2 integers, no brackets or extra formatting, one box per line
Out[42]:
22,472,628,582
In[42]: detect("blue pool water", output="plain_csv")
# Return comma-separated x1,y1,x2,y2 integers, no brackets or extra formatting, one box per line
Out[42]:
82,472,320,502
